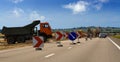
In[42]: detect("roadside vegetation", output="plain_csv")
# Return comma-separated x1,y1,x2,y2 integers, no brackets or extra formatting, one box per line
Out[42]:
112,35,120,39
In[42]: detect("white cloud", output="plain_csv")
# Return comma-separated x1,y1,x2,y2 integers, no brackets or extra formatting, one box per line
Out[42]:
99,0,109,3
11,0,24,4
12,7,24,17
63,1,89,14
93,0,109,10
29,11,45,21
63,0,109,14
40,16,45,20
94,3,102,10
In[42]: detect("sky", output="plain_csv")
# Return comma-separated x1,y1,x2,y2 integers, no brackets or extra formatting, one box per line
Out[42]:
0,0,120,29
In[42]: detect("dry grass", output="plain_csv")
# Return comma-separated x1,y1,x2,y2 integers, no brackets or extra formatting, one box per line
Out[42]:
0,40,32,50
113,35,120,39
0,33,4,36
0,36,54,50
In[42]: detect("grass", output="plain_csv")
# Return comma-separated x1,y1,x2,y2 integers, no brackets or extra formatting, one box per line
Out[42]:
112,35,120,39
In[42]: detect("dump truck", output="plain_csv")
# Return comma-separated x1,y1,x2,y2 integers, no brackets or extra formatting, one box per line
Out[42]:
1,20,52,44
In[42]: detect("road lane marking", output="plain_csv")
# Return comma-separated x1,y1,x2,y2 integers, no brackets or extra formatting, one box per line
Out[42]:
68,47,72,49
108,37,120,50
45,53,55,58
78,44,80,45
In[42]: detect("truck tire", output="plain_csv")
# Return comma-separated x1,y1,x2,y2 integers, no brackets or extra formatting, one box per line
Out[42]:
7,37,16,44
39,32,48,43
43,35,47,43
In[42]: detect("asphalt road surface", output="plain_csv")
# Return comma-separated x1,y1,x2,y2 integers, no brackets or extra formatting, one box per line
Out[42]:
0,37,120,62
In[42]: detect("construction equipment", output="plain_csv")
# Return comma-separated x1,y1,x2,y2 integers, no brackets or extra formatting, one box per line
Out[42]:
38,22,52,42
1,20,52,44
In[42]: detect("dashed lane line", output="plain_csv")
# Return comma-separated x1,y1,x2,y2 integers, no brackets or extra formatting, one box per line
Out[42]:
45,53,55,58
78,44,80,45
68,47,72,49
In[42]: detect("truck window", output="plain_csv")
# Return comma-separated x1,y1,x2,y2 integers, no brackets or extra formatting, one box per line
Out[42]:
43,24,49,28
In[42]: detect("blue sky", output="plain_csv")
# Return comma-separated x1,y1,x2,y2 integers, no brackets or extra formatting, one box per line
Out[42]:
0,0,120,29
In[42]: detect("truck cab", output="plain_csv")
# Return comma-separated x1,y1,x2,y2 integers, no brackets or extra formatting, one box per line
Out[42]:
39,22,52,42
40,22,52,36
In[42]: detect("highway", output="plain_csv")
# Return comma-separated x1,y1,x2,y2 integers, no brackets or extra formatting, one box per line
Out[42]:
0,37,120,62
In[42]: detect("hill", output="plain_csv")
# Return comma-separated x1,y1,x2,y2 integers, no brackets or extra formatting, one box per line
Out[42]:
52,26,120,33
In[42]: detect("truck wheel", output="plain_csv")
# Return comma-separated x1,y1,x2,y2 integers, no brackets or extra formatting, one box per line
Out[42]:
17,37,25,43
20,38,25,43
7,37,15,44
38,32,48,43
43,36,47,43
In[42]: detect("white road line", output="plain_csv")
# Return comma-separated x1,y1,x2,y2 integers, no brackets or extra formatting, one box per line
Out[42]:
45,53,55,58
68,47,72,49
108,37,120,50
78,44,80,45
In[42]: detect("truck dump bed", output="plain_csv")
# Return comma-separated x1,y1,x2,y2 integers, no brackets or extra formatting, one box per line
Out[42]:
1,20,40,36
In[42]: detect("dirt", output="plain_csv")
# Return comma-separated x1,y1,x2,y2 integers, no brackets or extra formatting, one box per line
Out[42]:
0,38,54,50
0,40,32,50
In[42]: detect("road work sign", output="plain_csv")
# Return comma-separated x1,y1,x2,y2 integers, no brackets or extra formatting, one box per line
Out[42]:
55,31,64,41
63,32,69,39
33,36,44,48
68,32,77,41
76,31,81,38
55,31,64,47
